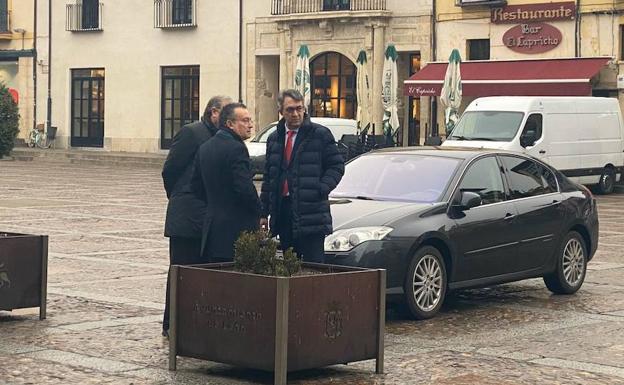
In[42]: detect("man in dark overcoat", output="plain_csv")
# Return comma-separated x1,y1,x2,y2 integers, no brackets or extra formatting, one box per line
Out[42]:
260,89,345,263
161,95,231,337
192,102,261,261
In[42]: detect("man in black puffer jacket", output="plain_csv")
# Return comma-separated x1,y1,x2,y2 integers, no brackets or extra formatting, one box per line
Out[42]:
260,89,344,263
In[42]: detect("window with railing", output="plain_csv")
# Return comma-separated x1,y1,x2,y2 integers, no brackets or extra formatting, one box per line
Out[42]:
66,0,103,32
0,0,10,33
271,0,386,15
154,0,196,28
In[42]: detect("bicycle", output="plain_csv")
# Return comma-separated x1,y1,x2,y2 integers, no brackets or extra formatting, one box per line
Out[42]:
27,124,57,149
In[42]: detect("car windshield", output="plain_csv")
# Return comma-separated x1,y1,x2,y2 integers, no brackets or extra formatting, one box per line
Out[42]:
448,111,524,142
331,154,461,203
252,124,277,143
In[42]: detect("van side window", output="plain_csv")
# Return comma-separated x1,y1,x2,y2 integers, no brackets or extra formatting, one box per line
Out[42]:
500,156,555,198
520,114,543,147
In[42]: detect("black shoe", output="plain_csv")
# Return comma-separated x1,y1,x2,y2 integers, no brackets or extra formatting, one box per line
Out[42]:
162,329,169,338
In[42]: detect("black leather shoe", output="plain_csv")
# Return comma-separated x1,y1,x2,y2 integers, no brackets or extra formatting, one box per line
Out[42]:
162,329,169,338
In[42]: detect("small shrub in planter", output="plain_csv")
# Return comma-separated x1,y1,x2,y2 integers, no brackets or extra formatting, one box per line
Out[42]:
169,231,385,385
233,230,301,277
0,83,20,159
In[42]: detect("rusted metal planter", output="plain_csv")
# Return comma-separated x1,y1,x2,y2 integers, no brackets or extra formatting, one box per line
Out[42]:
0,232,48,320
168,263,385,385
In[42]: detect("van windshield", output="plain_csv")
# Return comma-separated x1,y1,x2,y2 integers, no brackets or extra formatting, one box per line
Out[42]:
448,111,525,142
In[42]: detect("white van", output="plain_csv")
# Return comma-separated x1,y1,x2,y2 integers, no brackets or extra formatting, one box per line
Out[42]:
442,96,624,194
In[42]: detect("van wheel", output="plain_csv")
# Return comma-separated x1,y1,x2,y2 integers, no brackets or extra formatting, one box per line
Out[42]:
543,231,587,294
404,246,447,320
597,168,615,195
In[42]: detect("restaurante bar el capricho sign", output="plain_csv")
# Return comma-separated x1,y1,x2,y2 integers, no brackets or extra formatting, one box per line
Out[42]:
491,2,576,24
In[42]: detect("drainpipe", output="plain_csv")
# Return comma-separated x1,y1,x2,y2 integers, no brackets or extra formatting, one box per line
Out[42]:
430,0,438,137
238,0,243,103
33,0,37,131
45,0,52,131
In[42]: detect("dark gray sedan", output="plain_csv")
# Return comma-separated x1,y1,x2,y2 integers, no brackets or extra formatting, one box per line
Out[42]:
325,147,599,319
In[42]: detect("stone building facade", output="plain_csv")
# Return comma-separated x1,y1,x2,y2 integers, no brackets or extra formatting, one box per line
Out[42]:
0,0,36,138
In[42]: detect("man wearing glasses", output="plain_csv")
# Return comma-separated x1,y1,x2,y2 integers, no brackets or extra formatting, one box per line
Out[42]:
161,95,231,337
192,102,261,262
260,89,345,263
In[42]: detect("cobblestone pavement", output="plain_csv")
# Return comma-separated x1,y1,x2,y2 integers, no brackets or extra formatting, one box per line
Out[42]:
1,160,624,385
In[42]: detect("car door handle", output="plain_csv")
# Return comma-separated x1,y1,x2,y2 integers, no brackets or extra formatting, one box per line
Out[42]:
504,213,516,220
539,150,546,154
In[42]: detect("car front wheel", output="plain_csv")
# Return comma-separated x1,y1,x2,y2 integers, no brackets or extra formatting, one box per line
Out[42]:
544,231,587,294
404,246,447,319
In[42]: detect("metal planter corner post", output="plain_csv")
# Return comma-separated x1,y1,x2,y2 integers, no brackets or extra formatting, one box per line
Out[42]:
0,233,48,319
168,263,386,384
168,265,179,371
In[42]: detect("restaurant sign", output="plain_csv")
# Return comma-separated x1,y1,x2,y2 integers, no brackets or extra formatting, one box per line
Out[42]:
492,2,576,24
503,23,562,54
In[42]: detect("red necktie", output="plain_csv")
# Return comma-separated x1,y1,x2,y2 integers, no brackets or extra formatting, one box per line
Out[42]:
282,130,296,196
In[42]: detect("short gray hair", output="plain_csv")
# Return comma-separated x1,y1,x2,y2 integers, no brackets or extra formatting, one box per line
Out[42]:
202,95,233,122
277,89,304,110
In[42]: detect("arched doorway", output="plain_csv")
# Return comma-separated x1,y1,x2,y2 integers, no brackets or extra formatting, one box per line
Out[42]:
310,52,356,119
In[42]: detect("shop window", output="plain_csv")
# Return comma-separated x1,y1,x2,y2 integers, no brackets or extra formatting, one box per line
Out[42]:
161,66,200,149
467,39,490,60
408,52,421,146
310,52,356,119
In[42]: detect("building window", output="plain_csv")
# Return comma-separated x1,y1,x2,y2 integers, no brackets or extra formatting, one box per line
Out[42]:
0,0,8,33
323,0,350,11
155,0,197,28
161,66,199,149
467,39,490,60
71,69,105,148
66,0,102,31
620,25,624,60
310,52,356,119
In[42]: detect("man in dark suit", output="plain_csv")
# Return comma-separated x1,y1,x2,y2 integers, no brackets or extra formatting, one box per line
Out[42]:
161,95,231,337
192,102,261,261
260,89,345,263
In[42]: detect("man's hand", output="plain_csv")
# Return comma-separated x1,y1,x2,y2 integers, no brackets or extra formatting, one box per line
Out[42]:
260,217,268,230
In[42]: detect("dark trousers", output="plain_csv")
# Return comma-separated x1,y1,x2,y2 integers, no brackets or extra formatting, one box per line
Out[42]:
163,236,203,331
277,197,325,263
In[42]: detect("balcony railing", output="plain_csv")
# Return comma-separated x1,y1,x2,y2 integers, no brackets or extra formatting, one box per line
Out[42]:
271,0,386,15
0,9,10,34
66,2,103,32
154,0,197,28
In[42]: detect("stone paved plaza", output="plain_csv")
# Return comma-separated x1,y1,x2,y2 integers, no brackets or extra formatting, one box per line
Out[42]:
1,160,624,384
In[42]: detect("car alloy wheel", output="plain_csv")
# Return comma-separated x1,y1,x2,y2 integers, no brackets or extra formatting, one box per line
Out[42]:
404,246,447,319
562,237,585,287
544,231,587,294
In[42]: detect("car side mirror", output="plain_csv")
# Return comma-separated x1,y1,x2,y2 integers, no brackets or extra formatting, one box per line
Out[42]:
520,129,537,148
454,191,482,211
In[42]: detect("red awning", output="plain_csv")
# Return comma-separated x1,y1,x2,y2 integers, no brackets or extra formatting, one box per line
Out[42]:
403,57,611,97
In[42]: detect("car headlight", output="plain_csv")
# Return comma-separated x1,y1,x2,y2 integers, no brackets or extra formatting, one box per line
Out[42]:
324,226,393,252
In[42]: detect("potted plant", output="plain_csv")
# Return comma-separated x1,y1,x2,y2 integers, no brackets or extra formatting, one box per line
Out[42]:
0,232,48,320
168,231,385,385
